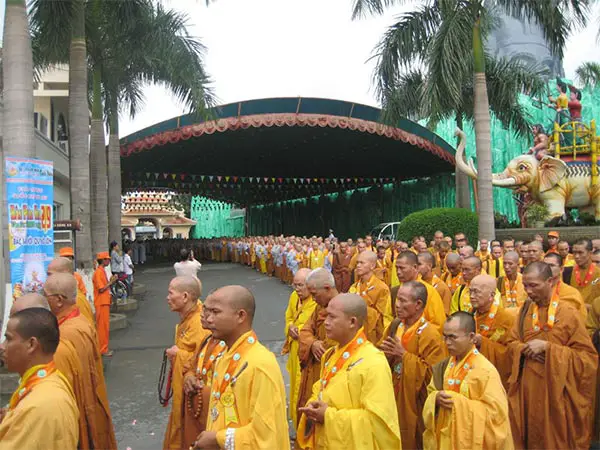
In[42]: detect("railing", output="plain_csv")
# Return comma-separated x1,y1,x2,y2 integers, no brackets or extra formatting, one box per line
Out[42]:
552,119,599,186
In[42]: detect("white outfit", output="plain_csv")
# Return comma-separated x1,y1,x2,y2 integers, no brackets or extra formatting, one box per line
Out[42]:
174,259,202,278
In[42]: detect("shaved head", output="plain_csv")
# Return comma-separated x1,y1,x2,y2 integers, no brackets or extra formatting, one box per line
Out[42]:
330,293,367,327
11,293,50,316
212,285,256,321
446,253,460,265
503,251,519,263
472,274,497,291
306,268,335,289
464,256,482,270
359,251,377,264
447,311,476,334
171,275,201,300
294,268,311,284
44,273,77,305
47,257,74,275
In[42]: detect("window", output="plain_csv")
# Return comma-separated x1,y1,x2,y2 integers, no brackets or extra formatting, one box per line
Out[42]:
53,203,62,221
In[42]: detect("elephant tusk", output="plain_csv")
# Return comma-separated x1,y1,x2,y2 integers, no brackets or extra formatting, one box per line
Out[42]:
454,128,477,179
492,177,518,187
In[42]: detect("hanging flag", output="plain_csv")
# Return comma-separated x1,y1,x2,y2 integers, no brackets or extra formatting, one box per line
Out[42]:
264,177,268,183
171,174,177,180
293,178,298,184
163,173,169,179
217,176,222,182
225,176,230,182
145,173,151,179
271,177,276,183
209,176,214,182
200,175,205,181
232,176,238,182
181,174,186,181
154,173,159,179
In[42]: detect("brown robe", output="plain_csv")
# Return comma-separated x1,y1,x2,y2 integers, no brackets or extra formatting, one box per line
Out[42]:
332,252,352,293
507,300,598,449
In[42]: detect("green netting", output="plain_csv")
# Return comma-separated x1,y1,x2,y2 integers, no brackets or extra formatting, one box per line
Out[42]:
247,174,455,238
190,197,244,238
433,82,600,222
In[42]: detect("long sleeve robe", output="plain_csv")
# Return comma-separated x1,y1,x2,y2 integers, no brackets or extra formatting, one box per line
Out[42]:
507,301,598,449
206,331,290,449
297,341,401,449
163,303,209,450
474,306,515,386
569,264,600,305
423,351,513,450
0,371,79,449
349,275,393,344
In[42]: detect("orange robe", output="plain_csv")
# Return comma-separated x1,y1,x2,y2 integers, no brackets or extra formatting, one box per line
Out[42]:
383,317,446,449
296,304,337,421
92,266,111,354
349,274,393,344
507,301,598,449
441,271,462,295
163,303,210,450
497,274,527,311
569,264,600,306
474,305,515,386
76,289,95,329
557,280,588,320
374,257,392,286
426,274,452,315
55,305,116,450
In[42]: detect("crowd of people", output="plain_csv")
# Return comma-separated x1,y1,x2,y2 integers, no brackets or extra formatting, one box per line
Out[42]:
4,228,600,449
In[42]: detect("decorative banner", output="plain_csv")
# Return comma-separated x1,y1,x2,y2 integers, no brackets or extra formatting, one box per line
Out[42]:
4,157,54,334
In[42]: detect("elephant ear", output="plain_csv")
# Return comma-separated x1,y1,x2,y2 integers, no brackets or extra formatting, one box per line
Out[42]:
538,156,568,193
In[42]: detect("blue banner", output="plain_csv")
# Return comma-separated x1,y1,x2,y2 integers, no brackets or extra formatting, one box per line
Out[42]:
5,157,54,299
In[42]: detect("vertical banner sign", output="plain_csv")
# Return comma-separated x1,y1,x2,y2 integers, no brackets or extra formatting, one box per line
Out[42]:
4,157,54,310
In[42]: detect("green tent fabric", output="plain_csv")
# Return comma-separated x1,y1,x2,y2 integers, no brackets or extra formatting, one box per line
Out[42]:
190,197,244,238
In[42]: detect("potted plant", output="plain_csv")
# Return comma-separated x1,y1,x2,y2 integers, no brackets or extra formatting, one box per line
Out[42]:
525,203,550,228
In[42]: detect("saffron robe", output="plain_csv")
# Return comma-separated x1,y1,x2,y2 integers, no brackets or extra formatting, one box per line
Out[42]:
297,340,402,449
423,350,513,450
486,258,506,278
297,305,338,423
92,266,111,354
569,263,600,305
332,252,353,293
507,301,598,449
383,318,446,449
0,371,79,449
557,280,588,320
349,275,393,344
76,289,95,329
282,292,317,426
163,303,209,450
497,274,527,311
206,331,290,449
309,249,326,269
441,272,462,295
374,257,393,286
398,279,447,333
450,282,472,314
55,306,116,450
425,275,452,315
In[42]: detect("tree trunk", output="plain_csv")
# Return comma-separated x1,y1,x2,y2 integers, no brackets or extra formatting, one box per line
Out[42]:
107,99,122,246
90,67,108,254
2,0,35,329
472,19,495,240
69,0,93,269
454,113,471,209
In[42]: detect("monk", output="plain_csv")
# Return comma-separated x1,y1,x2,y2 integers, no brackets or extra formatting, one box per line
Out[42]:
441,253,462,294
507,262,598,449
526,240,544,264
423,312,513,449
0,308,79,449
43,274,116,449
163,276,209,450
349,241,368,282
497,251,526,310
332,241,353,293
93,252,117,355
558,240,575,267
192,286,290,449
374,245,392,286
48,257,95,328
470,274,515,385
283,268,317,426
450,256,482,313
570,239,600,306
544,253,587,319
418,251,452,315
348,250,393,343
297,293,401,449
59,246,89,298
380,281,446,449
486,245,505,278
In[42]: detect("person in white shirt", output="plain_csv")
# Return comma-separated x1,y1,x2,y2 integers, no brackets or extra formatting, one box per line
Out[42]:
124,247,134,289
173,248,202,278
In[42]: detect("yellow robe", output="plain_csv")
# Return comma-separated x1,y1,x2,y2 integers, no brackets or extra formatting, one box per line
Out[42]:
486,258,506,278
0,371,79,449
282,291,317,426
297,338,402,449
450,283,472,314
309,249,326,269
569,264,600,306
206,331,290,449
163,303,210,450
498,274,527,311
423,350,513,450
349,275,393,344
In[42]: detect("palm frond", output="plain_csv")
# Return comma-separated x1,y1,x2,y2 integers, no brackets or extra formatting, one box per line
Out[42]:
575,61,600,88
378,69,429,125
351,0,402,19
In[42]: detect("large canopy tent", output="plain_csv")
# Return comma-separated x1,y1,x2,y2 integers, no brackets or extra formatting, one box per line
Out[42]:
120,97,457,236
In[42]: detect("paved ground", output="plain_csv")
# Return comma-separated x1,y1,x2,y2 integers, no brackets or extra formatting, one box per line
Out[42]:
106,262,292,450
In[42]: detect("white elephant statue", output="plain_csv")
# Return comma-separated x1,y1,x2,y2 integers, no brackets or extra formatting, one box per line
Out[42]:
454,128,600,220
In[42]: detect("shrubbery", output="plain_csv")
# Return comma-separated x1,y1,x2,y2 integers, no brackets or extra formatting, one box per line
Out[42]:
396,208,479,244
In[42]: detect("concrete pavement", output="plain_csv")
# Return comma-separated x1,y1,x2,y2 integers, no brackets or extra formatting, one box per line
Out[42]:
106,262,292,450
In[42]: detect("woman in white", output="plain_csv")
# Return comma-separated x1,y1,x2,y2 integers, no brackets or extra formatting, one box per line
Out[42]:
173,248,202,278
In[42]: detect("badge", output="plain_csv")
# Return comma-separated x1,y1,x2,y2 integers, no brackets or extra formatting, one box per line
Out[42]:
210,405,219,422
221,392,235,407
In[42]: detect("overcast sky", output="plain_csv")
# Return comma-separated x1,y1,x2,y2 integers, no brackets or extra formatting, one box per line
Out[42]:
2,0,598,137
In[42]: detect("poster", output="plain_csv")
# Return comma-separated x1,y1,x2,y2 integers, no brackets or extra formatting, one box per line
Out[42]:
5,157,54,302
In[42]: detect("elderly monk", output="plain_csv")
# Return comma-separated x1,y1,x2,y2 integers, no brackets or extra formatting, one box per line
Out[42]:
507,262,598,450
48,257,95,328
348,250,393,344
486,245,506,278
332,241,353,293
423,312,513,450
450,256,483,314
349,241,368,281
441,253,462,295
297,269,339,426
193,286,290,449
418,251,452,315
498,252,526,311
43,274,116,450
0,308,79,449
283,268,317,426
470,274,515,385
297,293,401,449
570,239,600,307
380,281,446,449
458,245,475,261
163,276,209,450
93,252,117,355
544,253,587,319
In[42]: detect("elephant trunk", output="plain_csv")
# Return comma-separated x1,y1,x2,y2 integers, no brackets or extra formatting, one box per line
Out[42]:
454,128,477,179
492,171,529,188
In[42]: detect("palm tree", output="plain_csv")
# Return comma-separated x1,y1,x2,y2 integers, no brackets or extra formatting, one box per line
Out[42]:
352,0,591,240
576,61,600,87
